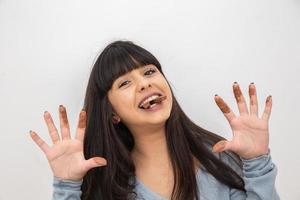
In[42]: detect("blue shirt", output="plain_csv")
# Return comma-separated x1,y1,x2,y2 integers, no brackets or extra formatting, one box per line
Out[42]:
52,149,280,199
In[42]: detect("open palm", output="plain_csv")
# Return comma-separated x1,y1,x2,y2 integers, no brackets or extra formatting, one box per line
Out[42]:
30,105,107,181
212,82,272,159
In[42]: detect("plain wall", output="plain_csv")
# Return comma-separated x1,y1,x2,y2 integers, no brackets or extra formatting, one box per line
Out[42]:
0,0,299,199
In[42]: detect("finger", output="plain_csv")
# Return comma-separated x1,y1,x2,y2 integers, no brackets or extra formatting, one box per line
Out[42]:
214,95,236,123
248,83,259,116
83,157,107,171
59,105,71,140
44,111,60,144
212,140,232,153
233,82,249,115
261,95,272,121
29,130,50,154
75,110,86,142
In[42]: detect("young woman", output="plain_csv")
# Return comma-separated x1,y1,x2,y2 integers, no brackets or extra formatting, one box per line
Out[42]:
30,40,280,200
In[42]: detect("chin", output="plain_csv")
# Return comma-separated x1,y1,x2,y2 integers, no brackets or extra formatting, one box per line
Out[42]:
145,112,170,125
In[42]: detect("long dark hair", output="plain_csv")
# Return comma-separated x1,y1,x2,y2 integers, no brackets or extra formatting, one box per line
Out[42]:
81,40,246,200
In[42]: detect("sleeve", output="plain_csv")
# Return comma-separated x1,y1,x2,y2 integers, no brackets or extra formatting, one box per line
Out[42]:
52,176,83,200
230,148,281,200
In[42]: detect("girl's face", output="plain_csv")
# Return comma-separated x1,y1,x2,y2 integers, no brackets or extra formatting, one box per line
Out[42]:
108,64,173,128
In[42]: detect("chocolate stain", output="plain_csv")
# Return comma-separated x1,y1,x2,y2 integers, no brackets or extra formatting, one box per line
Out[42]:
266,95,272,103
143,95,167,109
249,85,256,105
59,106,70,128
233,84,243,102
78,111,86,129
215,96,230,113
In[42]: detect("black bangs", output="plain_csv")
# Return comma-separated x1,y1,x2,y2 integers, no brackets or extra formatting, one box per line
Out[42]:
92,40,163,95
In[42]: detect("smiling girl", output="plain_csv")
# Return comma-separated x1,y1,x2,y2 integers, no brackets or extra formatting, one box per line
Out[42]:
30,40,280,200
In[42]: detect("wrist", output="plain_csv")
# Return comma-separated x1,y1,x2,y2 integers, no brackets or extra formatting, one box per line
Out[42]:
240,148,270,160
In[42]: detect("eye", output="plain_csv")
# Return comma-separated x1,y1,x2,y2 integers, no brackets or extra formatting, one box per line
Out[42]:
144,68,156,76
118,68,157,88
119,80,130,88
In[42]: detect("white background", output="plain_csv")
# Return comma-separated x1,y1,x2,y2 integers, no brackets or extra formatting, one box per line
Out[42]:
0,0,299,199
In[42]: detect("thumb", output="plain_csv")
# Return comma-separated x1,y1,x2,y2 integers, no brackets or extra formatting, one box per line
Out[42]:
84,157,107,171
212,140,231,153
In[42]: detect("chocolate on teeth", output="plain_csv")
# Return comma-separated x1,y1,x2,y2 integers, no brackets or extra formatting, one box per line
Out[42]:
142,95,167,109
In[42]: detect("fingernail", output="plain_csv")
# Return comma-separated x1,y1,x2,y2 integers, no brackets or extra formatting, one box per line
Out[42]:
213,141,226,152
59,105,64,111
220,142,226,148
266,95,272,103
234,81,238,84
215,94,218,96
94,158,107,166
250,82,254,85
218,143,225,150
29,130,35,136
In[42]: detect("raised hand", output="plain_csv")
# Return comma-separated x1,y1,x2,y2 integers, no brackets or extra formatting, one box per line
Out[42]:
30,105,107,181
212,82,272,159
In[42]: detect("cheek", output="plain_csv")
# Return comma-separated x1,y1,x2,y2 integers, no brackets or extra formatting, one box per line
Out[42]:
113,93,136,115
108,91,131,114
162,81,173,109
162,80,172,96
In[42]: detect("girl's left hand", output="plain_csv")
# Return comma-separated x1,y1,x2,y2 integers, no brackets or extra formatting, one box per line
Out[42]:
212,82,272,159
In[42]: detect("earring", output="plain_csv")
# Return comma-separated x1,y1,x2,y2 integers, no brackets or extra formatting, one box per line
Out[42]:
112,113,120,124
112,116,120,124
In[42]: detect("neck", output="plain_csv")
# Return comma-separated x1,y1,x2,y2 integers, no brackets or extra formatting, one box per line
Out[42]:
130,124,172,171
129,124,201,174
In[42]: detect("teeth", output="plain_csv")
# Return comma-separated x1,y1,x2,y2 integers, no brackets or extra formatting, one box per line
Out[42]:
139,95,160,108
140,95,167,109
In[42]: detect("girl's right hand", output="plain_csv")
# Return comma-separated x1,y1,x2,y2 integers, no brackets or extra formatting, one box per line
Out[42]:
30,105,107,181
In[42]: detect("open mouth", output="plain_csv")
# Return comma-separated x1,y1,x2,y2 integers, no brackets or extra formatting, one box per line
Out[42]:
139,95,167,110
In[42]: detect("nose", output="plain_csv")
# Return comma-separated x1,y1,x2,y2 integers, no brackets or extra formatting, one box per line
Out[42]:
138,78,152,92
140,83,152,91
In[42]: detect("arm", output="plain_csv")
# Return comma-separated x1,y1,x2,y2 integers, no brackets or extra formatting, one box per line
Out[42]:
230,149,280,200
52,176,83,200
